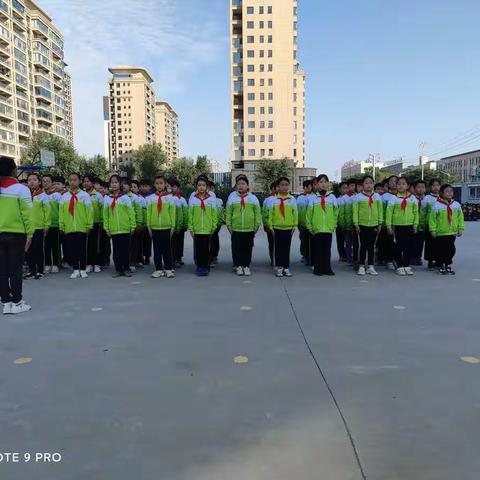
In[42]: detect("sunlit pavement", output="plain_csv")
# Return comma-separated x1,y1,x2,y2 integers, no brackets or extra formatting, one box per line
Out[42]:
1,224,479,480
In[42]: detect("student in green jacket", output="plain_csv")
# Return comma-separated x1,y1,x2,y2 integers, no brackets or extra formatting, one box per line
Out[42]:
266,176,298,277
146,175,176,279
412,180,427,266
386,177,419,276
262,181,278,266
226,175,262,276
305,174,338,276
188,175,218,276
424,178,441,269
26,172,51,279
103,175,136,278
0,156,34,315
352,175,383,276
297,179,313,264
429,184,464,275
42,174,62,274
169,178,189,268
83,174,104,274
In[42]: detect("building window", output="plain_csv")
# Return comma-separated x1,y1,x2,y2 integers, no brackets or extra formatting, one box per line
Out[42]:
247,36,254,43
268,135,274,142
268,64,273,72
268,78,273,86
248,149,256,156
293,93,297,102
247,21,254,29
268,35,273,43
293,78,297,88
247,79,255,87
293,120,297,129
247,93,255,100
260,35,265,43
259,21,264,28
260,64,265,72
260,79,265,86
260,135,265,143
247,6,254,14
248,121,255,128
268,50,273,57
247,50,254,58
268,149,273,156
268,93,273,100
293,107,297,115
259,6,264,14
260,149,266,157
247,64,255,72
248,135,255,142
260,107,265,114
268,121,274,128
268,107,273,114
259,50,265,58
260,93,265,100
260,121,265,128
268,21,273,28
268,6,273,14
248,107,255,114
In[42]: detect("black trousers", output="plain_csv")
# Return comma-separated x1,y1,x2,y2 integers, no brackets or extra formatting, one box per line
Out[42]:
142,228,152,261
336,228,346,259
152,229,173,271
172,230,185,262
26,229,44,274
394,226,414,268
99,228,111,266
131,228,143,265
299,226,310,259
210,227,221,259
359,226,378,265
112,233,131,273
194,234,211,269
378,229,396,263
413,230,425,261
313,233,333,275
45,227,60,267
274,229,293,268
424,230,437,262
231,231,255,267
435,235,456,266
308,232,315,265
66,232,87,271
266,229,274,265
344,229,359,264
87,223,101,266
0,233,26,304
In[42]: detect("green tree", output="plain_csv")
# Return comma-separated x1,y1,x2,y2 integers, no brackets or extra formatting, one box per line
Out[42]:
132,143,167,180
195,155,212,178
165,157,197,187
78,155,109,180
255,158,293,195
401,167,460,185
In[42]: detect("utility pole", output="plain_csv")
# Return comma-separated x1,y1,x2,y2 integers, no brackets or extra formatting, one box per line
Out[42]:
419,141,428,180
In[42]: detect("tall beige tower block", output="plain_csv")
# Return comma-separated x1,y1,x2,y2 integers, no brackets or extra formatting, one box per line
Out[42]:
155,100,178,165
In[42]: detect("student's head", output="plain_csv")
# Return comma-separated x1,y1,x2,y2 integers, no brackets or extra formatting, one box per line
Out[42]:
440,184,454,201
374,182,384,194
303,179,313,194
414,180,426,197
27,172,41,190
397,177,409,194
388,175,399,192
109,174,121,193
347,178,357,194
196,175,209,194
316,174,329,193
235,175,249,194
362,175,374,193
153,175,167,192
53,176,65,192
0,156,16,177
277,176,290,195
121,178,131,193
270,181,277,194
68,173,81,190
339,182,348,196
311,176,319,193
208,181,216,192
96,182,105,195
356,180,364,193
131,180,139,194
429,178,441,194
83,174,95,192
42,174,53,191
94,178,103,191
139,179,151,194
169,178,181,194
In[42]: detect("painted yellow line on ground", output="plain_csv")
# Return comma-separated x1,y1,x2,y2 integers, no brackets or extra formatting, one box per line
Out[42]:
461,356,480,364
234,356,249,364
14,357,32,365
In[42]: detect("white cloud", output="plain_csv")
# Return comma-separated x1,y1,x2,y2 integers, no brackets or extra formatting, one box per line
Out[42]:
39,0,226,156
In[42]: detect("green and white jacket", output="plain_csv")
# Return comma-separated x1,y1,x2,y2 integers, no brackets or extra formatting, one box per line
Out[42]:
173,194,189,230
59,190,93,234
415,195,429,231
0,177,34,235
296,194,309,227
338,194,355,228
126,192,145,227
226,191,262,232
103,194,136,235
305,192,338,234
188,193,218,234
385,193,419,228
429,199,464,236
145,192,177,230
352,192,383,227
87,189,104,224
265,194,298,230
47,191,62,228
31,189,51,230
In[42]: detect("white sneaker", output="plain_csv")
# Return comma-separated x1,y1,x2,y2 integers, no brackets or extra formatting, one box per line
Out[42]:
275,267,284,277
243,267,251,276
283,268,293,277
130,266,136,273
404,267,414,276
80,270,88,279
165,270,175,278
44,266,52,274
70,270,81,279
51,266,59,274
396,267,406,276
367,266,378,276
11,300,32,315
94,265,101,273
236,266,244,276
86,265,93,273
2,302,12,315
151,270,165,278
357,266,366,276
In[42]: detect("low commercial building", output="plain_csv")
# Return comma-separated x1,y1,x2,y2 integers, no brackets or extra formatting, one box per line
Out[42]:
439,150,480,183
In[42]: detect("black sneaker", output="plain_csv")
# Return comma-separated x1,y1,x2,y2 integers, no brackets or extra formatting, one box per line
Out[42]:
24,272,36,279
112,272,123,278
124,271,132,278
438,266,448,275
34,273,44,280
447,266,456,275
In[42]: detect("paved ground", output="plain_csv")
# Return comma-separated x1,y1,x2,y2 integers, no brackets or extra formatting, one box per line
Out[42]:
1,224,479,480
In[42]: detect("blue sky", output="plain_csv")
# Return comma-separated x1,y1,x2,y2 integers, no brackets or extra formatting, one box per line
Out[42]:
42,0,480,178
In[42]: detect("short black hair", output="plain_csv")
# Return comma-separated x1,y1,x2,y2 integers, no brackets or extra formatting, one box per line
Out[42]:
27,172,41,181
413,180,426,188
429,177,441,187
131,180,139,187
302,179,312,188
139,179,151,186
68,172,81,181
387,175,399,182
54,176,65,184
397,177,410,186
196,175,209,186
361,175,374,184
317,174,329,182
338,181,347,188
153,175,167,183
42,173,53,181
277,176,290,184
270,181,277,190
0,156,16,176
236,175,249,185
168,178,180,188
374,183,383,190
347,178,357,185
109,174,121,184
440,184,453,195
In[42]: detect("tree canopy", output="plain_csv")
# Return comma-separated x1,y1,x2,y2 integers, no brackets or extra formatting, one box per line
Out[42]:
132,143,167,181
254,158,293,195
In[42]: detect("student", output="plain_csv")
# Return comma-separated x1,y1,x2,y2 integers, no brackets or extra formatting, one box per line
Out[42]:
265,177,298,277
97,181,111,267
103,175,136,278
208,181,223,265
263,181,278,267
339,178,358,266
188,176,218,276
374,182,385,195
139,179,153,265
353,175,383,276
424,178,441,269
59,173,93,279
42,174,61,274
83,174,104,273
169,178,188,267
306,176,319,266
335,182,348,262
0,156,34,314
429,184,464,275
412,180,427,265
305,174,338,276
122,179,145,271
386,177,419,276
146,176,176,278
380,176,399,270
297,180,313,263
26,173,51,279
226,175,262,276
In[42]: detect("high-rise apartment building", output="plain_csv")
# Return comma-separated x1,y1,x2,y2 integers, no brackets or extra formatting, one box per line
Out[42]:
107,65,156,171
0,0,73,161
155,100,178,164
230,0,305,184
63,70,73,144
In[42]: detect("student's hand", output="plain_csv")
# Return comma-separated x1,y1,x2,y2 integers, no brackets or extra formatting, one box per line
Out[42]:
106,230,112,238
431,232,437,238
387,227,394,236
376,225,382,235
413,226,418,234
354,225,360,234
227,227,232,235
190,231,194,239
25,236,32,252
44,228,49,237
254,227,259,235
170,229,174,238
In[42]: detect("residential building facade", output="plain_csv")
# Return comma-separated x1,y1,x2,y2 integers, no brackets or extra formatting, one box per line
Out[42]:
439,150,480,183
107,65,156,171
63,70,73,144
154,100,178,164
230,0,305,187
341,159,385,179
0,0,73,161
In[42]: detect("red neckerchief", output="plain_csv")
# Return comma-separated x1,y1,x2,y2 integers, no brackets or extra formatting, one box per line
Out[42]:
363,192,374,208
320,194,327,212
110,193,123,210
155,191,169,214
69,190,79,216
195,192,210,211
239,193,248,209
437,198,453,224
173,192,182,199
0,177,18,188
278,194,289,218
399,193,412,210
32,188,44,198
416,195,424,210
